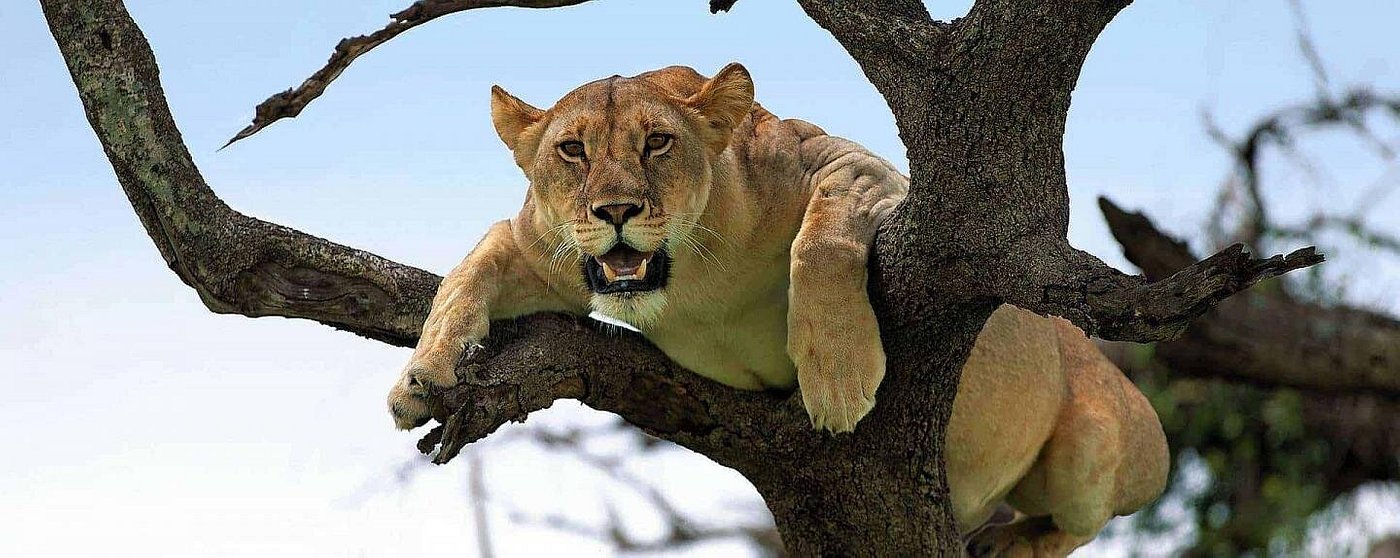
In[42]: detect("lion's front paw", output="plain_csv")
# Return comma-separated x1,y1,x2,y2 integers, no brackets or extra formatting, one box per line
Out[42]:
790,318,885,434
386,345,474,430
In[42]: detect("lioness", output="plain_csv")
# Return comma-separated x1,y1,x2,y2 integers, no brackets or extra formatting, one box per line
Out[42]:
389,63,1168,555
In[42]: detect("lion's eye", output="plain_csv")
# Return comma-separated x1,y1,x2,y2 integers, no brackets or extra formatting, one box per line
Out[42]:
557,141,586,161
644,134,673,156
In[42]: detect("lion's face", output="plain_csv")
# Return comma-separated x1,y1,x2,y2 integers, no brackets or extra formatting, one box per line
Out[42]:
490,64,754,325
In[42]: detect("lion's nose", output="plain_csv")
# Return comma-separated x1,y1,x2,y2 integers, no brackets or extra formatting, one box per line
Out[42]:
592,203,643,226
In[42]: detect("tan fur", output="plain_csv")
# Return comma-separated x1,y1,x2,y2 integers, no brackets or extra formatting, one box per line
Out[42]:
389,64,1169,556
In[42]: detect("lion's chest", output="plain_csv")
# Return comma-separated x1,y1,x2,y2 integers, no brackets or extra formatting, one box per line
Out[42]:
642,257,798,391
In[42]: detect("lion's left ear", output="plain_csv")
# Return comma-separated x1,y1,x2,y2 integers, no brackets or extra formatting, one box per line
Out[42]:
490,85,544,152
684,63,755,153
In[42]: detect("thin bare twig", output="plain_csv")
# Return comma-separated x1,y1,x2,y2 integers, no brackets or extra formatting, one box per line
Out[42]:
1352,163,1400,219
468,450,495,558
1288,0,1331,98
1204,89,1400,249
1203,2,1400,252
1271,215,1400,256
222,0,593,148
493,422,782,555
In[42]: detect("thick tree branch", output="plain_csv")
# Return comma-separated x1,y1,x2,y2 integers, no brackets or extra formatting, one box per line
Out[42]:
414,310,983,555
223,0,593,147
955,0,1132,95
793,0,938,67
417,314,806,468
1100,197,1400,396
43,0,439,346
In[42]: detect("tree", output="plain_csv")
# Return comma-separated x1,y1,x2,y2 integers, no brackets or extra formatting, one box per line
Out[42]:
41,0,1324,554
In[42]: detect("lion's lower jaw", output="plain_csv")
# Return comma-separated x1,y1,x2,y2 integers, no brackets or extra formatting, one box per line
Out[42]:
590,291,668,330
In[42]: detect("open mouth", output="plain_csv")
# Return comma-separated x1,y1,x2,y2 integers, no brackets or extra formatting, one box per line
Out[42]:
583,244,670,294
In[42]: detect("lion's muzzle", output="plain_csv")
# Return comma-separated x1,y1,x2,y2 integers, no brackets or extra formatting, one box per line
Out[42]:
584,244,671,294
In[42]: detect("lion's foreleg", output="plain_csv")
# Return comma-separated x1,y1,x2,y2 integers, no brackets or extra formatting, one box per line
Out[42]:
788,136,908,433
388,219,576,429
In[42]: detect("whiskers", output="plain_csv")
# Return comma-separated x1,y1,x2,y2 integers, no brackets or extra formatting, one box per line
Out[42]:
527,219,586,275
665,212,729,272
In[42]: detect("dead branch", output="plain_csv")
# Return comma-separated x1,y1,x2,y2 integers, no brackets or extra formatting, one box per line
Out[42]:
993,236,1323,342
1100,197,1400,396
44,1,441,345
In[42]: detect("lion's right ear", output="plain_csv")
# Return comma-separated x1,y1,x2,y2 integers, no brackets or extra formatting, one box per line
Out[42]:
490,85,544,151
684,63,755,153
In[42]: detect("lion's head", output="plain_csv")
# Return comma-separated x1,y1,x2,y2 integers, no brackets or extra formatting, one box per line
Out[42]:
489,63,755,326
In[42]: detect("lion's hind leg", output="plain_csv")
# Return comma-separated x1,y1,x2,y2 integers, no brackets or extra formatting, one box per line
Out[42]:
968,406,1117,557
976,323,1169,557
997,405,1121,557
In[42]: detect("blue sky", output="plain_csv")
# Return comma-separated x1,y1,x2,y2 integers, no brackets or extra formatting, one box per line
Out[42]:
2,0,1398,556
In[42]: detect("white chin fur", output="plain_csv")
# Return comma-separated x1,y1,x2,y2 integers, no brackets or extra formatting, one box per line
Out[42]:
590,291,667,329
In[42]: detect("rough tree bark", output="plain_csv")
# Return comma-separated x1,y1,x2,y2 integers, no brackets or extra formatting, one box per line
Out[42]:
43,0,1322,554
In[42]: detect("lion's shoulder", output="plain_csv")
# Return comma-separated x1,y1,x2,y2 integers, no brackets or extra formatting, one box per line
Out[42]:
780,118,827,141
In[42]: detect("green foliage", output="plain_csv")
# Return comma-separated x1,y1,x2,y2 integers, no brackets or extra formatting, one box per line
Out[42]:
1128,366,1336,556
